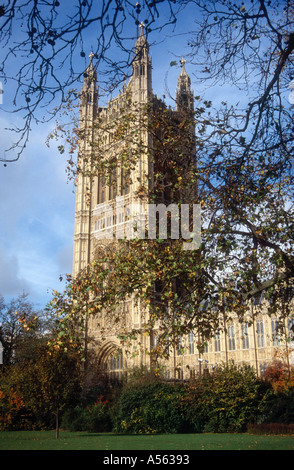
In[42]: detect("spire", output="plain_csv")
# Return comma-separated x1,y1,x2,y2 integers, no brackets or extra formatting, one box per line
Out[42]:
139,21,144,37
83,51,97,84
135,21,149,54
132,19,152,100
178,57,191,87
176,57,193,111
180,57,187,72
81,51,98,109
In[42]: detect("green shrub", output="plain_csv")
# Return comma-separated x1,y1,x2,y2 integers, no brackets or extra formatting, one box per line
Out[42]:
113,381,191,434
112,364,286,434
61,396,112,432
61,406,89,431
86,396,113,432
258,386,294,425
185,363,270,433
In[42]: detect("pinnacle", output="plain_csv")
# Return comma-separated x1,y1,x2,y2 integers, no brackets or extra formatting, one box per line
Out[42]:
139,21,145,36
180,57,186,69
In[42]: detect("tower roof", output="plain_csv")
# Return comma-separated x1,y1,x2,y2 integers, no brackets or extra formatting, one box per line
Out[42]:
83,51,97,83
135,21,149,53
177,58,191,86
176,57,193,111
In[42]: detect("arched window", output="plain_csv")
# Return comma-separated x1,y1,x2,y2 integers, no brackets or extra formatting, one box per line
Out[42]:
106,351,124,384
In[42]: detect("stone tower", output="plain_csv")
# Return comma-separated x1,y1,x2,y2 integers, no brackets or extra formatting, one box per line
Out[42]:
73,25,156,382
73,24,153,279
72,29,292,383
73,52,98,278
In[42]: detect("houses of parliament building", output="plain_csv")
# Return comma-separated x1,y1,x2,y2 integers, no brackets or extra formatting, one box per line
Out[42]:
72,25,294,382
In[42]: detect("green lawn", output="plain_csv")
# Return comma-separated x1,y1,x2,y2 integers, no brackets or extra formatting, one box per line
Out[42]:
0,431,293,450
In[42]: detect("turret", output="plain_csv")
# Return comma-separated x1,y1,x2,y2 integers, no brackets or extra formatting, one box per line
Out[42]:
72,52,98,277
176,58,194,112
80,51,98,123
132,22,152,104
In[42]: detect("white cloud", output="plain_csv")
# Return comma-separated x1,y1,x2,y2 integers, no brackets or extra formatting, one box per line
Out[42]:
0,242,32,297
0,116,75,307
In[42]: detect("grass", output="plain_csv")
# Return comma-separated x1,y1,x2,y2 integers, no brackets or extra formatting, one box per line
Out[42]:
0,431,294,450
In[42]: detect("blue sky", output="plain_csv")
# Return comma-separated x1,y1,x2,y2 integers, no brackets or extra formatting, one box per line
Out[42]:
0,2,197,309
0,114,76,308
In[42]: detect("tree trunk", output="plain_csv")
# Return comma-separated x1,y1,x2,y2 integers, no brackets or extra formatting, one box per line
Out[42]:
55,409,59,439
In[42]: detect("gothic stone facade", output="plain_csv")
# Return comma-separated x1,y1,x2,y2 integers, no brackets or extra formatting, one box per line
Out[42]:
73,28,294,382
